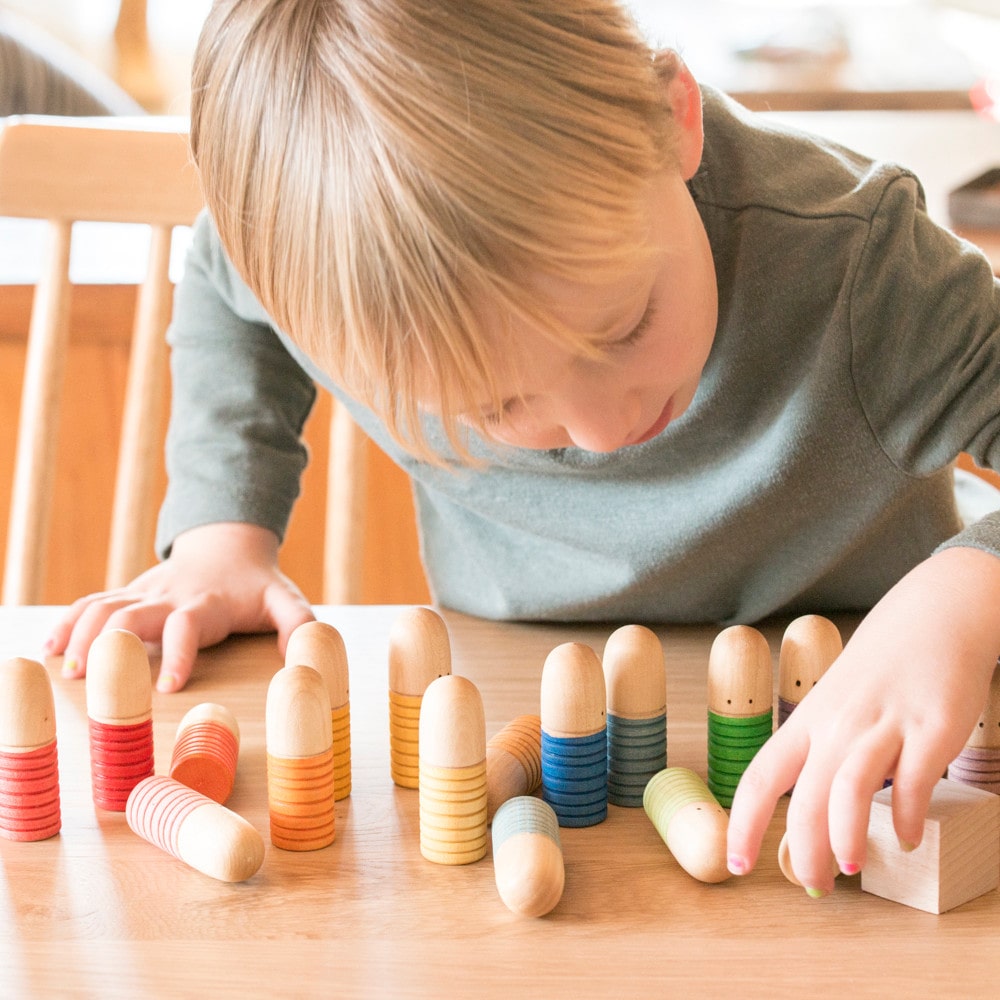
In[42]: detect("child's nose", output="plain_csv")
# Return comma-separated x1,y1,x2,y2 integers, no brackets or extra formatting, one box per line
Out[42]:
558,389,642,453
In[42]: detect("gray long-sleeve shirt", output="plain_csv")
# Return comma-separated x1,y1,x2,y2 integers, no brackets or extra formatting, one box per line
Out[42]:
158,88,1000,623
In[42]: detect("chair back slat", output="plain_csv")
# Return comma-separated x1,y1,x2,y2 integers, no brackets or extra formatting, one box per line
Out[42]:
1,117,202,604
0,116,202,225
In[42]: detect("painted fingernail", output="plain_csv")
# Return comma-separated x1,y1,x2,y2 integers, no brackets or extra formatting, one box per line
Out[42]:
727,854,749,876
805,887,828,899
61,657,80,678
156,674,179,693
899,839,918,853
838,860,861,876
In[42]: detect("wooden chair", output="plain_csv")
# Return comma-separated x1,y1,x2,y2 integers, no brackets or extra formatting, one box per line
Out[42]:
0,115,384,606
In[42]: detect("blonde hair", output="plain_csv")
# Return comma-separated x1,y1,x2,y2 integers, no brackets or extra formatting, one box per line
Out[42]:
191,0,679,461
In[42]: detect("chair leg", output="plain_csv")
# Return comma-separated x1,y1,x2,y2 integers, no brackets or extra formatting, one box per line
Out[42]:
105,224,172,590
323,401,369,605
2,220,72,605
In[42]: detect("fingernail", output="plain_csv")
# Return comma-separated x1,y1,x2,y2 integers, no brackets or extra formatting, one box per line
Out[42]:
727,854,749,876
805,887,829,899
61,658,80,678
156,674,179,693
838,860,861,876
899,839,918,853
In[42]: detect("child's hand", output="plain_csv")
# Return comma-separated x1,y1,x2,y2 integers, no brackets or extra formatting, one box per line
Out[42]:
726,546,1000,895
44,522,315,693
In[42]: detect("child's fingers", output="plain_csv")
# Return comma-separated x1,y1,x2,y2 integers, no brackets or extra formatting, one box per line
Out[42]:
59,595,143,678
45,594,107,656
266,583,316,657
782,755,839,895
888,745,951,852
727,725,808,875
825,732,900,875
157,601,219,693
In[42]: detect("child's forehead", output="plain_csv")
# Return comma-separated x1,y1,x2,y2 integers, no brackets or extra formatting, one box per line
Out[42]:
410,265,655,417
527,267,652,339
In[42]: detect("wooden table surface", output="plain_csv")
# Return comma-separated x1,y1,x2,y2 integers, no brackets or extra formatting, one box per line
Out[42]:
1,605,998,999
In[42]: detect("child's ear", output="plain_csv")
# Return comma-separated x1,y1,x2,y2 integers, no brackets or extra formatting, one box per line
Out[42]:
657,53,704,180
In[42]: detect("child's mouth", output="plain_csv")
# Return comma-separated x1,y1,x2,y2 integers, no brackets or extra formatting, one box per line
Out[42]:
629,399,673,446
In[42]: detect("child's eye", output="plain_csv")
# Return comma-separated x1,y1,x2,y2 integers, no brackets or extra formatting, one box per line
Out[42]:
482,397,518,427
610,302,655,350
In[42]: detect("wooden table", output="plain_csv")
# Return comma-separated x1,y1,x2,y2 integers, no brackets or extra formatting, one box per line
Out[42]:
1,605,998,999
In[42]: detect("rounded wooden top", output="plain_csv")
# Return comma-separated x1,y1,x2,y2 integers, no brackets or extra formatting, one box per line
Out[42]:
707,625,772,718
176,702,240,743
85,629,152,725
0,657,56,751
602,625,666,719
284,621,349,707
176,801,266,882
388,607,451,696
265,665,333,758
418,674,486,769
968,659,1000,749
664,800,731,884
778,615,842,703
540,642,606,739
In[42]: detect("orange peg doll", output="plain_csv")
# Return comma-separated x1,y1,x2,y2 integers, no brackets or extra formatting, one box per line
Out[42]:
388,607,451,789
266,664,336,851
285,620,352,799
169,702,240,805
486,714,542,823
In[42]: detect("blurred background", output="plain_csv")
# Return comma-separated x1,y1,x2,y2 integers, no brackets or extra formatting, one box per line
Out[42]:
1,0,998,115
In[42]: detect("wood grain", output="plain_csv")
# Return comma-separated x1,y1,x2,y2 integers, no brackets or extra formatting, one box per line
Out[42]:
1,606,999,997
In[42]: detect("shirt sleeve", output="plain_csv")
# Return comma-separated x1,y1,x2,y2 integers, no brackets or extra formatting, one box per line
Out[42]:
155,213,317,558
847,172,1000,560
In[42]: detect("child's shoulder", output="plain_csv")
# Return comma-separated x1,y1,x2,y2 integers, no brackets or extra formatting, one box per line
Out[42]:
694,87,920,223
187,210,275,326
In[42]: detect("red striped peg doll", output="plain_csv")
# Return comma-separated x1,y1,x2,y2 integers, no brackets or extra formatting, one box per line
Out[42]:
86,629,154,811
127,775,264,882
0,657,61,841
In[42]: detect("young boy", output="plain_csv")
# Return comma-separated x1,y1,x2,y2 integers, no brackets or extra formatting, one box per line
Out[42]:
46,0,1000,898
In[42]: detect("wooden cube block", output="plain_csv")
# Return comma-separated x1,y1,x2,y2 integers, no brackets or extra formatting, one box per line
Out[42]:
862,778,1000,914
